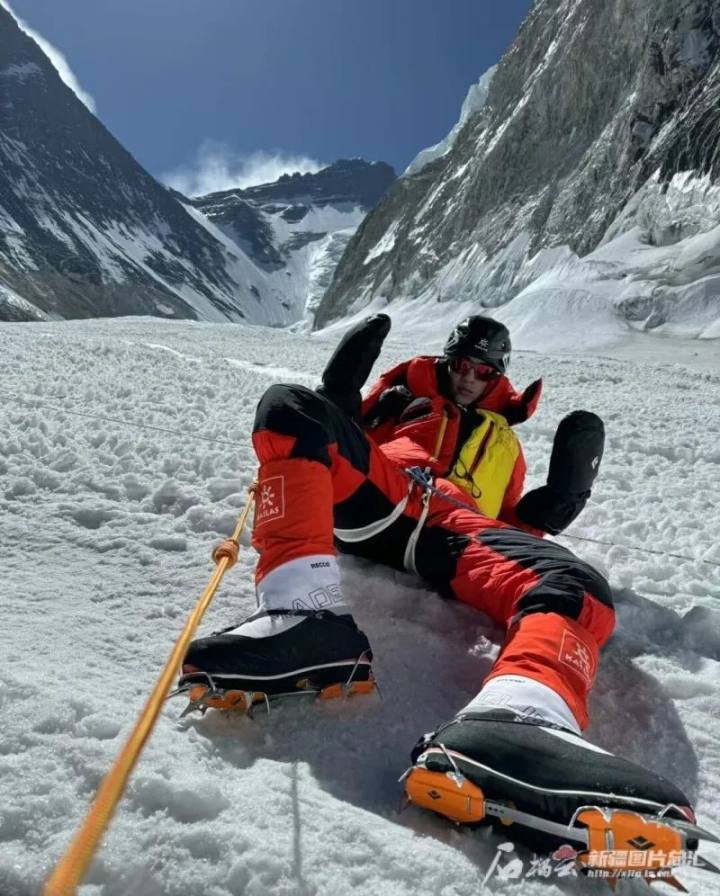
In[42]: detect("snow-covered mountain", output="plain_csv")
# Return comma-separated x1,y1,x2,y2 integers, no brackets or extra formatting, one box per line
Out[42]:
190,160,395,321
0,8,393,326
316,0,720,345
0,5,283,324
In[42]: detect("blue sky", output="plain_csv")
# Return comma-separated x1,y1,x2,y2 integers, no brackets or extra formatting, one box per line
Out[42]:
7,0,532,191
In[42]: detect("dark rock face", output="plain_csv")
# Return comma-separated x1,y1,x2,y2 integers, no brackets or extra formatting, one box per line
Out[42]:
191,160,396,271
281,206,310,224
190,192,284,271
316,0,720,326
0,7,270,322
190,160,396,319
240,159,396,208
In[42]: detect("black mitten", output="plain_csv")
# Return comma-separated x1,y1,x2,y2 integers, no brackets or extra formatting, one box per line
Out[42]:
547,410,605,495
317,314,392,420
516,411,605,534
321,314,391,394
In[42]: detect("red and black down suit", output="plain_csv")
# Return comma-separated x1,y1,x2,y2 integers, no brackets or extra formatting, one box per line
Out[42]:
251,315,613,730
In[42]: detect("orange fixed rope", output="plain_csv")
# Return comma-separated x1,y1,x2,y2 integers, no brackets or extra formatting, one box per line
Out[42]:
43,483,257,896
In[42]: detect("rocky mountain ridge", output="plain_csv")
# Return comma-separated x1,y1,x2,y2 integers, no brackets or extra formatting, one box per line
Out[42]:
191,160,395,320
0,7,394,324
316,0,720,342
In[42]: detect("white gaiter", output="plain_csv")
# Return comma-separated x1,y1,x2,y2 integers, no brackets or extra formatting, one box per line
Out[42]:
459,674,581,735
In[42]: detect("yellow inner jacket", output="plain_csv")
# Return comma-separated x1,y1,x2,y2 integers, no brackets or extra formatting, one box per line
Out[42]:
447,409,521,517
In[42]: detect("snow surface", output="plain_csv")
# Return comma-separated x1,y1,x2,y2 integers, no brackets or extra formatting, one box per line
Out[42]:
1,316,719,896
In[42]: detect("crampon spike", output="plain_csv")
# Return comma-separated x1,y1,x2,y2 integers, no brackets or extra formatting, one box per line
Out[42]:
405,766,486,824
318,680,376,700
653,875,688,893
175,677,377,717
185,685,255,712
576,806,689,871
396,794,412,815
404,765,716,886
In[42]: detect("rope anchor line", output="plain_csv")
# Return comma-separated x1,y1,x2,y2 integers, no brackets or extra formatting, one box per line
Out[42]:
559,531,720,571
403,467,720,572
2,389,243,449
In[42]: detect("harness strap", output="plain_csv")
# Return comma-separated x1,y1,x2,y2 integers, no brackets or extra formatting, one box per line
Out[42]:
334,478,413,542
334,467,482,572
405,465,482,514
403,485,431,574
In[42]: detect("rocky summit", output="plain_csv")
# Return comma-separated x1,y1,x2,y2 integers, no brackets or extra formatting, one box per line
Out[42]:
191,160,395,319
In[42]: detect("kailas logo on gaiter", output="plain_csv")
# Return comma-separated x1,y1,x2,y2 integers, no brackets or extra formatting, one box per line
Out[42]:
558,631,595,685
255,475,285,526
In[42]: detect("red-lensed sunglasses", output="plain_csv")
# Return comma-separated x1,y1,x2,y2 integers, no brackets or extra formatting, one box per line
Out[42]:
448,357,499,380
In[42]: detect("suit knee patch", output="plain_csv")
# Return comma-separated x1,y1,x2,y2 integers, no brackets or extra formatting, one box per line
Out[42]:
515,573,587,621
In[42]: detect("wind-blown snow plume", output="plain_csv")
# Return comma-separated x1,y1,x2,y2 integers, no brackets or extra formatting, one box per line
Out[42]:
0,0,96,112
162,142,326,196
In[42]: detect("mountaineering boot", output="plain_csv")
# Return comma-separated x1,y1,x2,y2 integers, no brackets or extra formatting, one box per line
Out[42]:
178,554,374,712
404,707,705,878
180,607,373,711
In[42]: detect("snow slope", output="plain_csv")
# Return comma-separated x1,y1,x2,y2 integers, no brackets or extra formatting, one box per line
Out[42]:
1,317,719,895
316,166,720,350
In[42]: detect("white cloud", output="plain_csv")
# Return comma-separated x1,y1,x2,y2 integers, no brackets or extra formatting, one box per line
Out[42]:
0,0,96,112
162,141,326,197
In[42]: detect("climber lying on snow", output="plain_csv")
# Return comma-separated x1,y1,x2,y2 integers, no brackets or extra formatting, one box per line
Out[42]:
178,314,702,871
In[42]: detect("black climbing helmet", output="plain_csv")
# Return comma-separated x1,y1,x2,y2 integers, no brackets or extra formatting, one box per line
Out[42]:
443,315,512,374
